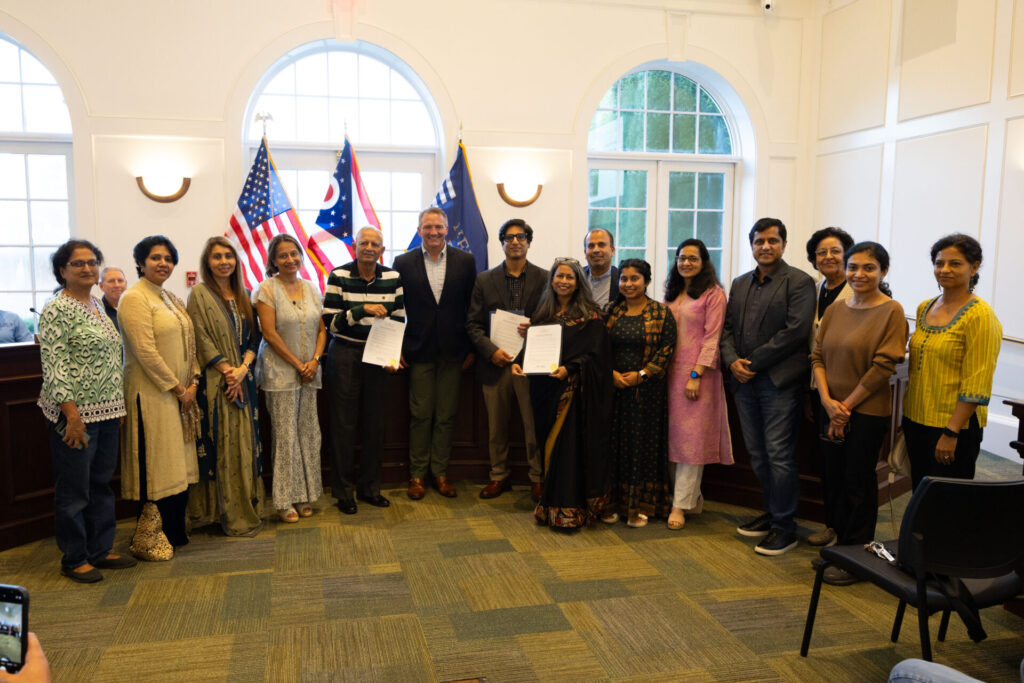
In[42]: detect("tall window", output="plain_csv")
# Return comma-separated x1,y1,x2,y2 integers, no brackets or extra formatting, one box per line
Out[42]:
245,41,440,265
588,68,735,297
0,35,73,328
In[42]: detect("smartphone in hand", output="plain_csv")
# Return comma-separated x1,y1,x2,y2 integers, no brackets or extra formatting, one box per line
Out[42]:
0,584,28,674
224,384,245,409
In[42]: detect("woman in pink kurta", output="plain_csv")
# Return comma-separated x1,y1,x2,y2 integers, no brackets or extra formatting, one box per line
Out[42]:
664,239,734,529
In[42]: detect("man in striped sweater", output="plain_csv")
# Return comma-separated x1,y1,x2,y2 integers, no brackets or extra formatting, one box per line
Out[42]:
322,227,405,515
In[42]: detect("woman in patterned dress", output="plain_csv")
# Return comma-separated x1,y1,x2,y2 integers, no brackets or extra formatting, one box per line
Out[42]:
903,233,1002,489
603,259,676,528
38,239,136,582
119,235,200,561
664,239,733,530
512,258,613,532
253,234,326,523
186,236,264,536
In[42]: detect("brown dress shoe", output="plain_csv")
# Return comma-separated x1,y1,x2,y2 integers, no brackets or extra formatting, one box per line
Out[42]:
531,482,543,502
435,475,457,497
407,478,426,500
479,479,511,499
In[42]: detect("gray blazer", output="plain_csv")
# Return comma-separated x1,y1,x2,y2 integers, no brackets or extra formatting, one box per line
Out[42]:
720,260,816,390
466,260,548,385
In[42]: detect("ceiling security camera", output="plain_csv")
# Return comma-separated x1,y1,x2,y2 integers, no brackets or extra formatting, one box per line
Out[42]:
762,1,773,13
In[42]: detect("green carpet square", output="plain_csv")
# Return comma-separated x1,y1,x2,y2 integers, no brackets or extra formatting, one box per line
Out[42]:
450,604,571,640
438,538,515,558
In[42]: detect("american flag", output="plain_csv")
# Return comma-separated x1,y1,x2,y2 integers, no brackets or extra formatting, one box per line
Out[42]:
226,138,327,292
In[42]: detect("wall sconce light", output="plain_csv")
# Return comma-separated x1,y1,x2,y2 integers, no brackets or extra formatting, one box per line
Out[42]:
136,175,191,203
497,182,543,207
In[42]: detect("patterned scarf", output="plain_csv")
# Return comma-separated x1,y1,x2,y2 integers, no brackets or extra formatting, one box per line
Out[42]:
158,287,201,442
604,297,673,378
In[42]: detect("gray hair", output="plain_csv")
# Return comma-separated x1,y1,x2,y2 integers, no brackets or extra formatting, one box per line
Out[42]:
418,206,448,227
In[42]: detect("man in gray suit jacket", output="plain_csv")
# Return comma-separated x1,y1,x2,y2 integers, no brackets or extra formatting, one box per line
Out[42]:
466,219,547,501
721,217,815,557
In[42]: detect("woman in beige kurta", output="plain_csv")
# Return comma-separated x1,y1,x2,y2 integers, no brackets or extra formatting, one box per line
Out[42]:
119,235,200,560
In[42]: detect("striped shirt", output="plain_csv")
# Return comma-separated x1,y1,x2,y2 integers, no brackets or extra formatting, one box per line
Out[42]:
322,262,405,345
423,245,447,303
903,296,1002,428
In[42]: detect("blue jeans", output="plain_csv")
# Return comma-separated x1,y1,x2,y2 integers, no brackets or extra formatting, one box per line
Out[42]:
732,374,802,535
48,417,119,569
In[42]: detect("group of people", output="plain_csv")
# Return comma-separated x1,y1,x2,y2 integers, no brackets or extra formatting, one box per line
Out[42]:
33,206,1001,587
727,220,1001,588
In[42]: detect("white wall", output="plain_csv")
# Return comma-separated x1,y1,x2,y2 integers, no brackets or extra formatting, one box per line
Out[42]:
0,0,815,285
812,0,1024,461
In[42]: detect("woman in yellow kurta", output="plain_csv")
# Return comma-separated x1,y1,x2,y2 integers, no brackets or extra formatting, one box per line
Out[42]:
903,233,1002,490
119,235,200,560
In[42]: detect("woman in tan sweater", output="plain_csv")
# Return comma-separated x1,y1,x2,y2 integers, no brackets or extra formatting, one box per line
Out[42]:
810,242,908,586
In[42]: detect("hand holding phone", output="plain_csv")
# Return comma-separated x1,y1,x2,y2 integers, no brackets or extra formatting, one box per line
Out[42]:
0,585,28,676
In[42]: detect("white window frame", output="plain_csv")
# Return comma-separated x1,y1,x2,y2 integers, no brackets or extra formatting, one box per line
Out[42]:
241,40,444,268
588,157,734,300
263,147,437,266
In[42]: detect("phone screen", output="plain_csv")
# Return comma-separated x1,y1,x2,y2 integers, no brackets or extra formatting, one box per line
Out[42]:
0,584,27,674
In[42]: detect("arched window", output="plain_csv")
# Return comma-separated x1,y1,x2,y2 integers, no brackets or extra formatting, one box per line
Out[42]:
244,40,441,265
0,34,73,328
587,67,736,296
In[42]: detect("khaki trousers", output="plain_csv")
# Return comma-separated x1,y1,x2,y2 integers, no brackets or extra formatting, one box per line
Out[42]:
481,366,541,483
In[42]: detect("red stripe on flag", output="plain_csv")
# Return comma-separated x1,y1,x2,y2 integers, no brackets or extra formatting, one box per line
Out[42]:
228,213,261,290
350,149,380,229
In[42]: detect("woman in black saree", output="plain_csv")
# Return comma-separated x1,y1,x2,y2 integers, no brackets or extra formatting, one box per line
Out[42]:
512,257,613,531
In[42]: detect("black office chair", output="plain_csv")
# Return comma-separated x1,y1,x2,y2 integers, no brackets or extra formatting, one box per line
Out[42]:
801,476,1024,661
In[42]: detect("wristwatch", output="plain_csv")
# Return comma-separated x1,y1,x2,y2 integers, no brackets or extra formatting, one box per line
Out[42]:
638,369,648,383
690,370,701,379
942,427,959,439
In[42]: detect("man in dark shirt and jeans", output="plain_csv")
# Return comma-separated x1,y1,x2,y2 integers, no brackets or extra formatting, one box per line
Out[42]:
720,218,815,556
322,227,405,514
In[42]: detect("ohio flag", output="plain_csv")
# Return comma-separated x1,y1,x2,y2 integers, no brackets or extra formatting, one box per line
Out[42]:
311,137,379,268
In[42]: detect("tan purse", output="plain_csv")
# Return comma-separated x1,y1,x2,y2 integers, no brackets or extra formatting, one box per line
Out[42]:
130,502,174,562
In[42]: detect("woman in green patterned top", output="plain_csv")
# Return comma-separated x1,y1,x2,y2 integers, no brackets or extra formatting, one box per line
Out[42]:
38,239,135,583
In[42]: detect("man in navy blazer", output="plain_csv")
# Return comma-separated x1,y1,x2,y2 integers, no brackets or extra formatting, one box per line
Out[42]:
393,207,477,500
466,219,548,501
583,228,619,309
720,217,815,557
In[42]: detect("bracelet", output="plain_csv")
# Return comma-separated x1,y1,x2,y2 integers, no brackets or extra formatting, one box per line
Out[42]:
174,388,186,399
942,427,959,439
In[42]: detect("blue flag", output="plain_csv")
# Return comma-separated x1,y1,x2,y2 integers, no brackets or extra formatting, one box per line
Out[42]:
408,142,488,272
